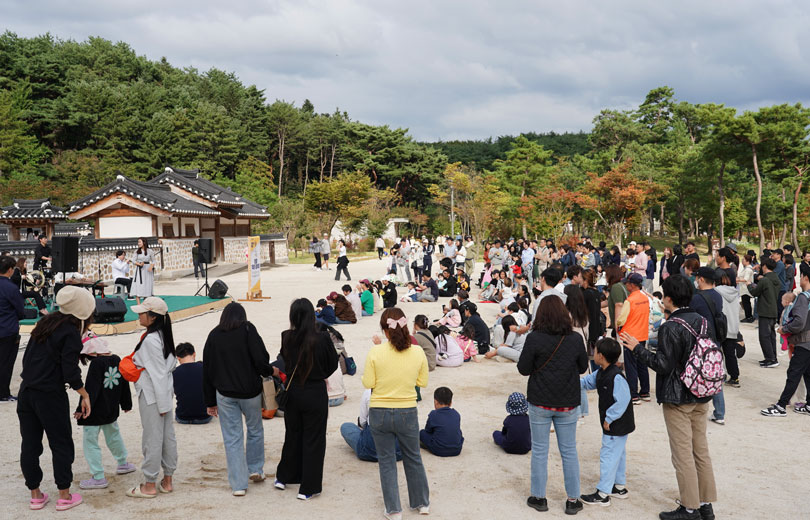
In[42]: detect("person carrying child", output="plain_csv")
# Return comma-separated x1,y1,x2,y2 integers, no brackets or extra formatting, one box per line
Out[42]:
419,387,464,457
578,337,634,506
493,392,531,455
75,328,136,489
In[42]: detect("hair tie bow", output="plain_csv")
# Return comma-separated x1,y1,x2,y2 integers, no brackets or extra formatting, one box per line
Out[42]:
386,317,408,329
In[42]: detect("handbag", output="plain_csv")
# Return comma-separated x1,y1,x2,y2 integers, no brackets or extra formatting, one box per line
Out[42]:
342,352,357,375
275,364,298,409
261,376,278,411
533,335,566,374
119,351,144,382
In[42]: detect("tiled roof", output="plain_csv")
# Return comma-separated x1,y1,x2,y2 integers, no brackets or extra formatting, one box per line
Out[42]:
0,199,68,220
54,222,92,237
0,237,158,255
154,166,268,214
68,175,220,217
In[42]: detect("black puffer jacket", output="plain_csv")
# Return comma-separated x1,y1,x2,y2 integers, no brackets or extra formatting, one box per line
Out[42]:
518,332,588,408
632,307,711,405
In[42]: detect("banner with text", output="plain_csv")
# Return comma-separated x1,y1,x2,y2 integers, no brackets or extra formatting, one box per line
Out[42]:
248,236,261,295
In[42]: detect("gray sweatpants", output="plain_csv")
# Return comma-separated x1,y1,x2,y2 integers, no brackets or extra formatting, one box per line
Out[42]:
138,393,178,482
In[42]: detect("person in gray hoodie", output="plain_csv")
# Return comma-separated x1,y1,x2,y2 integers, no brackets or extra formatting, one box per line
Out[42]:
714,270,742,387
761,270,810,417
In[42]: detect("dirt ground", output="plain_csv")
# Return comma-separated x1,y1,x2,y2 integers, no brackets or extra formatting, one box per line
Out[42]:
1,258,807,519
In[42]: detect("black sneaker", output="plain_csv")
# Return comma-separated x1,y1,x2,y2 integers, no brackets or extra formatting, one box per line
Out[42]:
725,378,740,388
639,393,651,402
0,395,17,402
565,499,583,515
580,492,610,506
794,404,810,416
699,503,715,520
609,485,629,499
527,496,548,512
759,359,769,365
659,505,701,520
760,404,787,417
762,360,780,368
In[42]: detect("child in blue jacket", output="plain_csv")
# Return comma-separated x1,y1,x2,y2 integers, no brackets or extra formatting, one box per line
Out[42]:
419,387,464,457
493,392,531,454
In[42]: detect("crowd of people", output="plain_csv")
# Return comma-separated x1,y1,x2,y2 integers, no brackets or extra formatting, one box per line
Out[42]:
1,233,809,519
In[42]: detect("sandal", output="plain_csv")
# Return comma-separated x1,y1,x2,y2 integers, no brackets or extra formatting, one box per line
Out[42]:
126,486,157,499
159,482,173,494
29,493,49,510
55,493,82,511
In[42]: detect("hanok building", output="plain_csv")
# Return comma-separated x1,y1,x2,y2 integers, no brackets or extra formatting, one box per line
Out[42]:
0,198,68,241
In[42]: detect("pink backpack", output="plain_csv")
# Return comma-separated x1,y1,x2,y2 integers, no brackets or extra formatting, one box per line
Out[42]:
669,317,725,398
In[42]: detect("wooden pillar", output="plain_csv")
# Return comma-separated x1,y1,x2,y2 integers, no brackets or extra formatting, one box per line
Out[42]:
94,218,100,239
215,217,222,262
151,217,158,237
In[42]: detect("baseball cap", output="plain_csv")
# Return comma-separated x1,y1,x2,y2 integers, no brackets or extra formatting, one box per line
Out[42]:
56,286,96,321
327,291,339,301
131,296,168,316
628,241,637,246
624,273,644,286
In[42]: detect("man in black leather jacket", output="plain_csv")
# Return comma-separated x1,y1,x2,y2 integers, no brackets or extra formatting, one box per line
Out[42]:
621,275,717,520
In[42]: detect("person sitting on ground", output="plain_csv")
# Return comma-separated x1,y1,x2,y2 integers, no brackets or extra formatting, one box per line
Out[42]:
485,315,526,362
418,273,439,302
457,290,473,324
499,278,516,310
340,389,402,462
464,303,491,355
173,342,211,425
412,315,437,371
342,285,363,320
579,337,635,506
493,392,531,455
437,299,462,328
431,325,465,367
455,266,470,293
315,298,338,326
454,322,480,362
400,282,419,302
439,269,457,297
419,387,464,457
380,277,398,308
328,292,356,324
359,280,375,316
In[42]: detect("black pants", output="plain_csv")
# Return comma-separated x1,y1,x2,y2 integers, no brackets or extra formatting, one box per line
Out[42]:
17,388,74,490
758,317,777,362
22,291,46,311
377,247,384,260
722,338,740,380
276,382,328,496
624,343,650,398
313,252,322,269
335,262,351,281
413,266,422,281
114,277,132,292
423,260,432,277
741,295,753,320
193,260,206,278
777,290,786,321
0,334,20,398
778,347,810,407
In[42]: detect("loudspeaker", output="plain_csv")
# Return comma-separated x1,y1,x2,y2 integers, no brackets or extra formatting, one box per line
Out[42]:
51,237,79,272
94,297,127,323
198,238,213,264
209,279,228,299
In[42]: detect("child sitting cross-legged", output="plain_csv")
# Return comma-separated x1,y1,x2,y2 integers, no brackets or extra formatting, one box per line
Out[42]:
579,337,634,506
492,392,531,454
419,387,464,457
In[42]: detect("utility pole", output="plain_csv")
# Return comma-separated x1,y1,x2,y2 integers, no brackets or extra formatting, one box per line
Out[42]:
450,183,455,237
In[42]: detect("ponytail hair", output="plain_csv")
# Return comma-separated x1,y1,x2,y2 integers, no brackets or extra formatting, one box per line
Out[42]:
380,307,411,352
135,311,176,359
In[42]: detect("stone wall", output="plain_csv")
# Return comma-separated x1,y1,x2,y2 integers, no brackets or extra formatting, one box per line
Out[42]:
158,238,197,273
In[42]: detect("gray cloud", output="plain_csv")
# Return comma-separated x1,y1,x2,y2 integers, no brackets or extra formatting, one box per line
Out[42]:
5,0,809,140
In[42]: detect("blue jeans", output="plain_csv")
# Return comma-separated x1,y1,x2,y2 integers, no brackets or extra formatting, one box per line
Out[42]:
216,391,264,491
712,390,725,421
341,423,363,454
528,404,580,499
328,396,345,407
580,386,589,417
624,343,650,398
334,319,352,325
369,407,429,514
362,310,373,316
596,434,627,494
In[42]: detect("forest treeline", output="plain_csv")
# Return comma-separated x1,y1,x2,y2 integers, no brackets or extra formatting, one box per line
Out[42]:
2,32,810,252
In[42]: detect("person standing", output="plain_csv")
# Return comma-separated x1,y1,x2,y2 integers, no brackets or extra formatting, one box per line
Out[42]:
622,275,717,520
17,286,95,511
464,236,476,275
126,297,177,499
33,235,52,271
334,240,351,281
518,296,588,516
363,307,430,518
275,299,339,500
376,237,386,260
396,239,412,283
309,237,322,271
203,302,276,496
191,241,205,280
422,239,433,278
131,238,155,305
736,254,755,323
0,255,25,402
112,250,133,295
615,274,651,404
748,257,781,368
521,241,536,288
320,234,332,271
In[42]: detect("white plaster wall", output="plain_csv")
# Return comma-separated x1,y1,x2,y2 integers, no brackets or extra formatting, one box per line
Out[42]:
98,216,152,238
157,216,179,237
180,217,200,236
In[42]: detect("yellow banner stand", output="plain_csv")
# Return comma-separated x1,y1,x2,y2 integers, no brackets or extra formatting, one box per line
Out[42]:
239,236,270,302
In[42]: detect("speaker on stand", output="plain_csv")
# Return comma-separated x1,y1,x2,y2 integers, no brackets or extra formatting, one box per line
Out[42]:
195,238,214,297
51,237,79,273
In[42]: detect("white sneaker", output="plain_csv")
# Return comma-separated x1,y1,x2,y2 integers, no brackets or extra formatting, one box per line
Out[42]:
383,512,402,520
249,473,265,483
418,505,430,515
233,490,246,496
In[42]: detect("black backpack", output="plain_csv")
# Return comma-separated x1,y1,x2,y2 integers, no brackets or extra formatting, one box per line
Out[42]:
699,291,728,342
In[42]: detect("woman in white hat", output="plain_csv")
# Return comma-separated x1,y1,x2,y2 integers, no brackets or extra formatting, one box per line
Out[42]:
17,286,95,511
126,297,177,499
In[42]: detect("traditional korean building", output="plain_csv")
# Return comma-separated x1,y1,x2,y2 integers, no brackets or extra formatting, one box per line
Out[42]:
0,198,68,241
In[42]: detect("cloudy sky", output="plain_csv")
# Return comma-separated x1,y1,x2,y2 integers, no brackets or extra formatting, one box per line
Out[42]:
5,1,809,141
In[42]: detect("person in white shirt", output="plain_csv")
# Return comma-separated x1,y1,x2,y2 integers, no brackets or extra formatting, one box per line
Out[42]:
375,237,386,260
111,250,132,295
455,239,467,271
343,285,363,319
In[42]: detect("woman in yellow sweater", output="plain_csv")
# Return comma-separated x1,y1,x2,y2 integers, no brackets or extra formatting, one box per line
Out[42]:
362,307,430,520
